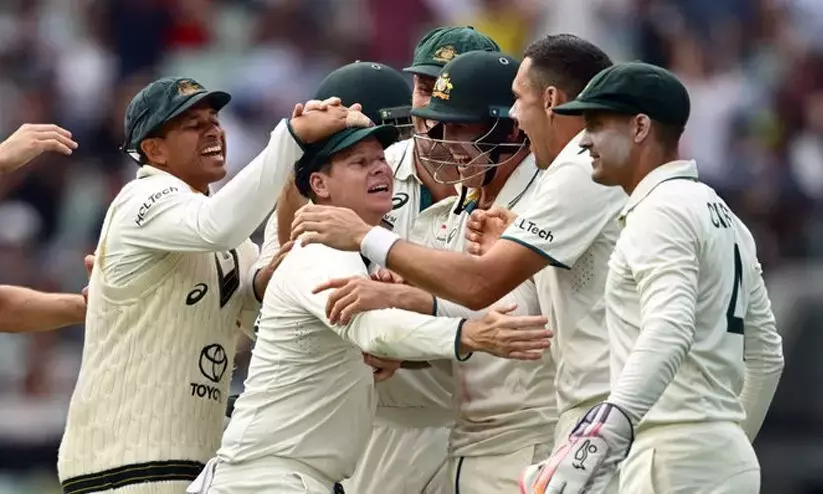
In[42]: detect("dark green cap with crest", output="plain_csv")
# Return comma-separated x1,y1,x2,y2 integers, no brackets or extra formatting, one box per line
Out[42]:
122,76,231,161
404,26,500,79
411,51,519,123
553,62,691,128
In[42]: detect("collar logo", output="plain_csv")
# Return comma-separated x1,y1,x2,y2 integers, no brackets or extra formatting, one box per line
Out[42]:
178,79,203,96
433,73,454,101
432,45,458,63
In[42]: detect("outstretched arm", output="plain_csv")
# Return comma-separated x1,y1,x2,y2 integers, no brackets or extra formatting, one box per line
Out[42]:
0,285,85,332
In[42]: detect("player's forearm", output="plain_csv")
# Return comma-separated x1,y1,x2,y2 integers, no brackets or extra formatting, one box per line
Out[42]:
386,284,435,315
739,275,784,440
386,241,500,310
344,309,463,361
739,366,782,441
0,285,85,332
608,322,692,425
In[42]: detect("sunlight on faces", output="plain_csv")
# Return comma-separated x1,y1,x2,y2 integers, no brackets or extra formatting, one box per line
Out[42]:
511,58,552,169
580,111,636,187
309,137,394,224
141,101,227,191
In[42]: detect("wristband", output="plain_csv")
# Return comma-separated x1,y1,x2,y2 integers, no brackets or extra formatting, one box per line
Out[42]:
360,227,400,268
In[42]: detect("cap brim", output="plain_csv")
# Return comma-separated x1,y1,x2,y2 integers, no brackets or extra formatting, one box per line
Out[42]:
165,90,232,124
552,99,624,116
410,104,483,124
326,125,399,156
402,65,442,78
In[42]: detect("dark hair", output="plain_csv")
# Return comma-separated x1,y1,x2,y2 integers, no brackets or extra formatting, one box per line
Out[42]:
523,34,613,99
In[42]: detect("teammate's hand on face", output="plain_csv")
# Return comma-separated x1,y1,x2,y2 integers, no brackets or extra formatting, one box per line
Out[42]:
313,276,395,324
363,353,401,383
459,304,551,360
370,268,404,285
0,123,78,174
466,206,516,256
291,204,371,251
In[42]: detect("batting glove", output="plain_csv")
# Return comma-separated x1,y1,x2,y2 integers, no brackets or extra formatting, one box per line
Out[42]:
519,402,634,494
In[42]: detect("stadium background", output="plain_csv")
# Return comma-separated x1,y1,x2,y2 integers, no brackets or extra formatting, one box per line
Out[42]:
0,0,821,492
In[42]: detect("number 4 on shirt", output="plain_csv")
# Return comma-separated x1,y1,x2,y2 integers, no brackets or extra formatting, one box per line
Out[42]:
726,244,744,335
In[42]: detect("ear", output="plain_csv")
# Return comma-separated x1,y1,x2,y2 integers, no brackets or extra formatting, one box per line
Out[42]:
542,85,555,112
632,115,652,144
309,170,332,200
140,138,167,166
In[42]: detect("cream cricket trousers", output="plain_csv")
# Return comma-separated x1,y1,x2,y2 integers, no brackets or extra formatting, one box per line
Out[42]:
449,442,552,494
341,408,451,494
188,456,333,494
621,421,760,494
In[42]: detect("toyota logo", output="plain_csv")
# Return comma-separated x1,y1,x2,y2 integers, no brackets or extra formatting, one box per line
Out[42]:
199,344,227,383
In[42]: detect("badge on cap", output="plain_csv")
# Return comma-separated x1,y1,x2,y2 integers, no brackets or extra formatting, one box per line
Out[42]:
178,79,203,96
433,45,458,63
433,73,454,101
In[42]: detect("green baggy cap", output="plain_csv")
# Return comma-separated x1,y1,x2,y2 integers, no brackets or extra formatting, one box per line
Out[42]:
404,26,499,79
123,77,231,157
553,62,690,128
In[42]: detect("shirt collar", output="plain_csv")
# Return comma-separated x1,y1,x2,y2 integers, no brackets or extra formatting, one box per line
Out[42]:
392,139,417,182
620,159,698,220
136,164,211,196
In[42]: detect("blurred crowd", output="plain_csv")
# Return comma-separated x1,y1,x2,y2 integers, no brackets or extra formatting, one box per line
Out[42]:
1,0,823,492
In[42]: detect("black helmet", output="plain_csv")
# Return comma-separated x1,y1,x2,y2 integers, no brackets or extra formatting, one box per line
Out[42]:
410,51,526,185
314,61,413,139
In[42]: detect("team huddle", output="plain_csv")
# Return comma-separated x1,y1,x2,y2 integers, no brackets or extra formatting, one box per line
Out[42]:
52,26,784,494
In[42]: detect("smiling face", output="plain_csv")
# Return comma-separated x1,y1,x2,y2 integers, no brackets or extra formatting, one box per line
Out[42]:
580,111,636,187
310,137,394,225
510,57,552,169
140,100,226,193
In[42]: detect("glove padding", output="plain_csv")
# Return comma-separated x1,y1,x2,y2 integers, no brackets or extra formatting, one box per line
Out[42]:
520,402,634,494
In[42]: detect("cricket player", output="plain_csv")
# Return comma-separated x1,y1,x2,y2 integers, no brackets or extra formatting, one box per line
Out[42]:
0,123,87,332
290,33,621,464
277,28,502,494
190,117,551,494
521,62,784,494
57,76,369,494
316,50,558,494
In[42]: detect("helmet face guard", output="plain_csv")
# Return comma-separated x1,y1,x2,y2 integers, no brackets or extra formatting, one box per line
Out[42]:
413,116,527,185
379,106,414,140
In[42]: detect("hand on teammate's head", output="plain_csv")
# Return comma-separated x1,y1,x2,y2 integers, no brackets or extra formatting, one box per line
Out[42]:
289,103,374,144
0,123,78,174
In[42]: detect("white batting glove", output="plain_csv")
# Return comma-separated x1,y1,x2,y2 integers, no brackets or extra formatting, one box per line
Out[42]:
519,402,633,494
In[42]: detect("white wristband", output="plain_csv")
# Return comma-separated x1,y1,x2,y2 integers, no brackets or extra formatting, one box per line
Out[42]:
360,227,400,268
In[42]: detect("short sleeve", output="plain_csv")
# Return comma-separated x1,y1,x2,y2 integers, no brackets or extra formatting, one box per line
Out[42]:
500,161,625,269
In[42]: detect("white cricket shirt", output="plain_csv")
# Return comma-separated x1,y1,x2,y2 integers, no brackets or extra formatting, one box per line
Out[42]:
59,119,301,490
606,160,784,435
499,133,627,414
427,155,558,457
217,240,468,484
